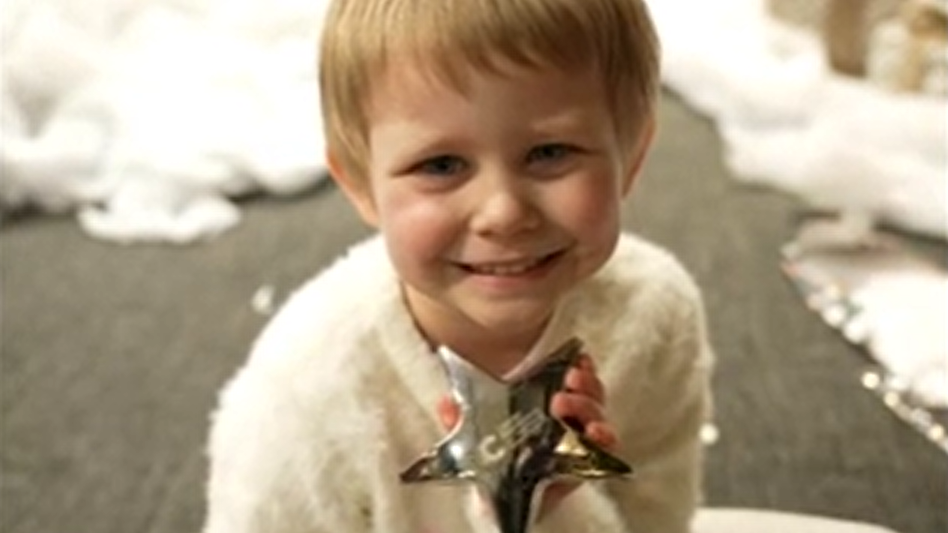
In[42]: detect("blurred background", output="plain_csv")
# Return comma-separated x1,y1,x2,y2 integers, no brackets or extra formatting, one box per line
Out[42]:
2,0,946,532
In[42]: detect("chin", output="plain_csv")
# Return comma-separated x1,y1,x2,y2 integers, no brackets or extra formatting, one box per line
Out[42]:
466,301,556,332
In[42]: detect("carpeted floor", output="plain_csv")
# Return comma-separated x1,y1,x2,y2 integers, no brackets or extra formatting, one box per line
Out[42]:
2,92,946,533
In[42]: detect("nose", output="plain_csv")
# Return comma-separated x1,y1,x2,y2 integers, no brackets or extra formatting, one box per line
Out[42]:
469,170,541,237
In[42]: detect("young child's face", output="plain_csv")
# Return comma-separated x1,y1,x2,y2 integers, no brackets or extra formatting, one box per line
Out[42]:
335,59,650,347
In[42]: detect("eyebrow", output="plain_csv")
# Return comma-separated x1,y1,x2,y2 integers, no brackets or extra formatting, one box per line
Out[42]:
369,103,603,161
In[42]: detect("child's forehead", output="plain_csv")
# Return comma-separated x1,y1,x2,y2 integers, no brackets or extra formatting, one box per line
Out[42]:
363,59,615,148
367,53,599,109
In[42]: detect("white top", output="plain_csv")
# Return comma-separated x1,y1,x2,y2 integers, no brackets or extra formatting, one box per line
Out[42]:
203,233,714,533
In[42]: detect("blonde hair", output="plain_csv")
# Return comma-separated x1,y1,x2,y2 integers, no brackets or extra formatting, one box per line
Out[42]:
319,0,661,183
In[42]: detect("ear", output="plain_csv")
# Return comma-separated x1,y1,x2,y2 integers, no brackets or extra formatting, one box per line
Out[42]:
620,115,656,197
327,152,380,227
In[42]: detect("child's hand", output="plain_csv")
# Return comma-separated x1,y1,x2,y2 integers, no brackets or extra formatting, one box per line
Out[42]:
436,354,617,518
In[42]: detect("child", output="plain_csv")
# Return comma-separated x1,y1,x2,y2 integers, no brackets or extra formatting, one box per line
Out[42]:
202,0,713,532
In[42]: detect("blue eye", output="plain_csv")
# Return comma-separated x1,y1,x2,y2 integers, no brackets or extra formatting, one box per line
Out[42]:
417,155,466,176
527,144,572,163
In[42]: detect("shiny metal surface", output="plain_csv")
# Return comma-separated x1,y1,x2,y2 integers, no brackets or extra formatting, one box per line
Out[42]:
400,337,632,533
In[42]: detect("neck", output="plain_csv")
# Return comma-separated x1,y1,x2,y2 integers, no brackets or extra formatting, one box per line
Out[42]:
438,326,543,378
402,289,549,378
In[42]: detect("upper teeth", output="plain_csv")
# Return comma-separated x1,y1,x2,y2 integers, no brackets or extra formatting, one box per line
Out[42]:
468,257,544,276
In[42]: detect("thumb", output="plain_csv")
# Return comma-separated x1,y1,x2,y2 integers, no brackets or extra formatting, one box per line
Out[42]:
437,395,461,430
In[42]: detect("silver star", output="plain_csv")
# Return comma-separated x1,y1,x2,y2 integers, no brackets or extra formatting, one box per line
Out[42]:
400,337,632,533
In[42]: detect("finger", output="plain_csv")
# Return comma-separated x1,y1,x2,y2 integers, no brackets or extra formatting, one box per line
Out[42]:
563,365,605,404
541,481,580,513
551,391,605,427
437,395,460,430
576,353,597,372
585,421,618,451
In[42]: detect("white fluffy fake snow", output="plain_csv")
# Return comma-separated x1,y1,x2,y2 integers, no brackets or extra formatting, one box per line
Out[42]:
650,0,947,409
854,270,948,407
649,0,947,241
1,0,330,244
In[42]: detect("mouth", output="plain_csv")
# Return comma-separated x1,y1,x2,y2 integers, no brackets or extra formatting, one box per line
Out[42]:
456,250,565,277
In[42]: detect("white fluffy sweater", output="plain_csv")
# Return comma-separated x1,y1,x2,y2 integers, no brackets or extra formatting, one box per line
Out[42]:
203,233,714,533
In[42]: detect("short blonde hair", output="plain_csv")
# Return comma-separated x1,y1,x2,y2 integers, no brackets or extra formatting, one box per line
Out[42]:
319,0,660,183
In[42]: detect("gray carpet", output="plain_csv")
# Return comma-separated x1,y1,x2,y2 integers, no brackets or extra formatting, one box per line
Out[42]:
2,92,946,533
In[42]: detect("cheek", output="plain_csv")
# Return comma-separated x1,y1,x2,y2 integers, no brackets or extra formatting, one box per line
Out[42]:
375,186,459,265
579,202,622,267
558,175,623,248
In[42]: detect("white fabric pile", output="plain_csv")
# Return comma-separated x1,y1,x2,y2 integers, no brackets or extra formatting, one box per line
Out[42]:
649,0,947,241
1,0,329,243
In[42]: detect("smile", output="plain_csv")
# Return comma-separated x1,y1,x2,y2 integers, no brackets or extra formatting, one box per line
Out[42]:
458,251,563,277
